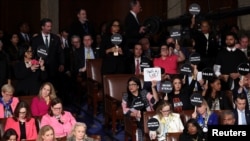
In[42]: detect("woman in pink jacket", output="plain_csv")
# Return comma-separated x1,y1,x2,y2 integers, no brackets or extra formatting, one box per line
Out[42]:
0,84,19,118
40,98,76,139
31,82,57,117
4,101,38,141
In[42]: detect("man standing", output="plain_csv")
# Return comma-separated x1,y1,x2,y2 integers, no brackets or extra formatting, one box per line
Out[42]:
31,18,64,98
124,0,146,49
214,32,248,90
69,8,95,46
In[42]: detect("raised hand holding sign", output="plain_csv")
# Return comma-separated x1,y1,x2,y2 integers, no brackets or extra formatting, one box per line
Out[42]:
189,52,201,65
147,118,159,131
111,33,122,56
189,3,201,16
37,45,48,59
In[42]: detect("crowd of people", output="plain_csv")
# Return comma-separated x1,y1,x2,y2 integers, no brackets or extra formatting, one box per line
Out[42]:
0,0,250,140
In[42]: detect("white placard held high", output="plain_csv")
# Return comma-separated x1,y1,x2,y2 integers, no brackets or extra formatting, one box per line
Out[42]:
143,68,161,82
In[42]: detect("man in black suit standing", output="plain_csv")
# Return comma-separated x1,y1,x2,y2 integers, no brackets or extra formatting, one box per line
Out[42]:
18,22,31,46
124,0,146,49
31,18,64,99
69,8,95,47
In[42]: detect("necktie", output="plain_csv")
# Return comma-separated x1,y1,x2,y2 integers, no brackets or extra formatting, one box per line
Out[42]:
45,36,49,48
25,34,29,42
64,39,68,48
87,48,91,59
82,23,88,33
135,59,140,75
241,111,247,125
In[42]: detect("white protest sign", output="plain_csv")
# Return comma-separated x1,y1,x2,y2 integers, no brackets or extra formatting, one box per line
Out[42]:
143,68,161,82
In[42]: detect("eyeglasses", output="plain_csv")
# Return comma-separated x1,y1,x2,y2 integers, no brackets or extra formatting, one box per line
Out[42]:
19,111,27,114
53,107,62,110
128,83,137,87
161,110,170,113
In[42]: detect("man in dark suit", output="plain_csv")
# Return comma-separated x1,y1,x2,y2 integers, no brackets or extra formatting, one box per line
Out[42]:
190,17,220,70
31,18,64,99
124,0,146,49
69,8,95,47
126,43,152,74
233,93,250,125
18,22,32,47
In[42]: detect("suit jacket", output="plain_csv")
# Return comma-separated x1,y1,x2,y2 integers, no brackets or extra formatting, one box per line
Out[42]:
69,20,96,45
18,32,31,46
190,30,219,70
40,111,76,138
0,97,19,118
31,33,64,78
124,12,143,49
126,55,153,74
5,117,37,141
233,109,250,125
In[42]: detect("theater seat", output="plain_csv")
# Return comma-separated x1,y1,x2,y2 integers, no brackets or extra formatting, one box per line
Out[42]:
166,132,182,141
143,111,156,141
86,58,103,116
103,74,143,134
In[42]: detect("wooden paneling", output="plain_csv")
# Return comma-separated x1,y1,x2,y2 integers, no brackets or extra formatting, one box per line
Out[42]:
0,0,40,34
59,0,168,33
186,0,238,26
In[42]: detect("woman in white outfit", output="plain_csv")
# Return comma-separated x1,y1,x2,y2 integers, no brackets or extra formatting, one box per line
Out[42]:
149,100,184,141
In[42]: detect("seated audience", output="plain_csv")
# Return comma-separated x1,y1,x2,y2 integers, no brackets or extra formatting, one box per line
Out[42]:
221,110,236,125
67,122,94,141
4,101,37,140
37,125,56,141
31,82,57,117
149,100,184,141
0,84,19,118
2,128,18,141
179,118,207,141
40,98,76,139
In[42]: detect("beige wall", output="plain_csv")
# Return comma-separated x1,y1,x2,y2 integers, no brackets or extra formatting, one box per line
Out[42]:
238,0,250,31
40,0,59,34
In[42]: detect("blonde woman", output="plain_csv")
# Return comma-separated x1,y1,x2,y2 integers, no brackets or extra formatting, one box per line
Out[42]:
31,82,57,117
0,84,19,118
67,122,94,141
149,100,184,141
191,99,219,132
37,125,56,141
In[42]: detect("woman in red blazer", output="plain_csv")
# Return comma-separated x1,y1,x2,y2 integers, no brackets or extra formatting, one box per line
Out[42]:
5,101,37,141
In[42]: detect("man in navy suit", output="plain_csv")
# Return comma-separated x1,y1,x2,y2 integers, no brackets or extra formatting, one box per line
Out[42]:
233,93,250,125
124,0,146,49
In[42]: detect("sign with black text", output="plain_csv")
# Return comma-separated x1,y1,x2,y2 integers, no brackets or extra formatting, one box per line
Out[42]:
180,63,192,75
202,68,214,80
144,68,161,82
189,52,201,65
160,81,173,93
147,118,160,131
37,45,48,59
189,3,201,15
190,93,203,106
